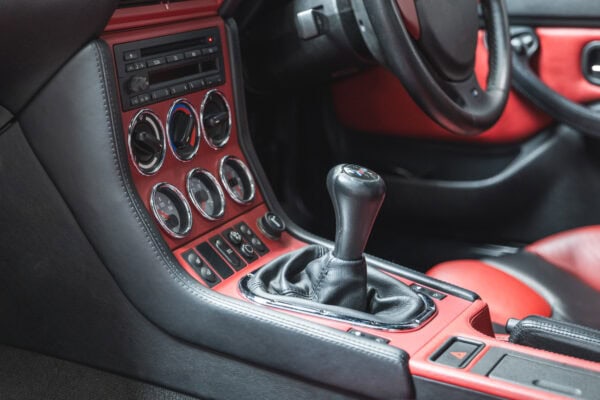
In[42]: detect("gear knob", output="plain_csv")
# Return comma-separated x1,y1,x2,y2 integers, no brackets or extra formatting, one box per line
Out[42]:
327,164,386,261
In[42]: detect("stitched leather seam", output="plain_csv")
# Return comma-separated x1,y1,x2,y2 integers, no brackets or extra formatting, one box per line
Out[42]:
92,41,405,364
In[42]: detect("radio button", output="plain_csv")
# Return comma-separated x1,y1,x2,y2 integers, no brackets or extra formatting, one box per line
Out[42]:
151,89,170,100
129,96,140,107
205,75,222,86
185,49,202,59
188,79,205,91
166,53,185,63
169,83,189,96
202,47,218,55
147,57,166,68
126,61,146,72
123,50,140,61
138,94,151,104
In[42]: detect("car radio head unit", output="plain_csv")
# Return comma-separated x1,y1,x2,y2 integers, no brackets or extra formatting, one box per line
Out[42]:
114,28,225,111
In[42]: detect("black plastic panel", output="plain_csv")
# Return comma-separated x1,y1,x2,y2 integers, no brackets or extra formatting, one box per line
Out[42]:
505,0,600,27
473,348,600,399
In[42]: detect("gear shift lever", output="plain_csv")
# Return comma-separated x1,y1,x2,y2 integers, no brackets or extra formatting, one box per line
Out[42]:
327,164,386,261
245,163,428,328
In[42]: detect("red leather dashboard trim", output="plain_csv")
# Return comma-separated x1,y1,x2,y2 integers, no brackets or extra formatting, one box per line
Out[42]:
106,0,223,32
103,18,264,250
527,226,600,292
332,28,600,143
427,260,552,325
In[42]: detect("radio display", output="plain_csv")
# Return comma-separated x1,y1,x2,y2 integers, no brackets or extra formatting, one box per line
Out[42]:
149,63,200,85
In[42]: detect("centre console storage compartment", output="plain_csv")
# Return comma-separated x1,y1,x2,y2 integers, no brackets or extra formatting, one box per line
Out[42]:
472,347,600,399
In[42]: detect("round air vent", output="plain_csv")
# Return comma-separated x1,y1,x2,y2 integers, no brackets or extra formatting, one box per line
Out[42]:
167,99,200,161
201,90,231,149
128,110,166,175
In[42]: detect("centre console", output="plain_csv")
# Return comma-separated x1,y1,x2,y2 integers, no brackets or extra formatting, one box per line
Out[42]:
102,7,600,400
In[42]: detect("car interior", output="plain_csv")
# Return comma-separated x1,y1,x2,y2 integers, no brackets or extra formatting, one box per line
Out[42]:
2,0,600,399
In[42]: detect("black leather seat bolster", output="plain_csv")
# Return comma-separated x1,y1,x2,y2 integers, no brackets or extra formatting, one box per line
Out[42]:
18,40,413,400
485,252,600,330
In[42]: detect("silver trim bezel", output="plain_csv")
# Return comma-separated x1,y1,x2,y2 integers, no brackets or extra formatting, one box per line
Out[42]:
186,168,226,221
166,98,201,162
219,156,256,205
150,182,193,239
200,89,232,149
128,109,167,176
239,274,437,332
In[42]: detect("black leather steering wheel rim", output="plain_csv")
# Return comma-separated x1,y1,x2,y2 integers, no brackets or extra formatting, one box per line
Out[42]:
357,0,511,135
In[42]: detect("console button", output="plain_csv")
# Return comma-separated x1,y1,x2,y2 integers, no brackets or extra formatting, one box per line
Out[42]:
185,49,202,59
431,338,484,368
166,53,185,63
236,222,270,255
123,50,140,61
228,230,243,245
199,266,218,284
147,57,166,67
181,249,221,287
258,212,286,240
151,88,170,100
169,83,189,96
240,243,257,260
138,93,151,104
210,236,245,271
129,96,140,107
188,79,205,91
205,75,222,86
250,236,266,253
410,284,447,300
126,61,146,72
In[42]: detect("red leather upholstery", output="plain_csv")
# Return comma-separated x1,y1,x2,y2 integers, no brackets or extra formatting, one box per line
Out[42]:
428,260,551,326
527,226,600,292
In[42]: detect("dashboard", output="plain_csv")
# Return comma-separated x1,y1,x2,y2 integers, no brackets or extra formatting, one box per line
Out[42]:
103,15,291,289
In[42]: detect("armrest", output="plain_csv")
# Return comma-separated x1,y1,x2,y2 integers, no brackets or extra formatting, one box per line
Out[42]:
509,315,600,362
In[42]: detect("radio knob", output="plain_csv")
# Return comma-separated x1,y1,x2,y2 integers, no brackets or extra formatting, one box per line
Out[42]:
127,75,150,94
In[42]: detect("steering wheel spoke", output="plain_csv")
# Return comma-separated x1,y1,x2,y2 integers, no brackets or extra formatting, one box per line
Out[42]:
358,0,511,135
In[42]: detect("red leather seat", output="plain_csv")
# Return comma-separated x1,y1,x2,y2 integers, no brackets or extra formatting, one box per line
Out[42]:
427,226,600,331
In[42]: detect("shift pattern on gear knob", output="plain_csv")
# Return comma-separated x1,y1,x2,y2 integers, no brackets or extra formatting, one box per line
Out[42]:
327,164,386,262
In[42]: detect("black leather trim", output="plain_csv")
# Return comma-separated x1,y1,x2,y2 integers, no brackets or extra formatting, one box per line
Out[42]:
226,19,480,303
1,123,361,400
509,316,600,362
0,0,117,114
485,252,600,330
19,39,414,400
247,245,426,325
0,105,13,131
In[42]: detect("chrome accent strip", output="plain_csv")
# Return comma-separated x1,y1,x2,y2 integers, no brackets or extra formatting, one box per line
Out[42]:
219,155,256,205
150,182,193,239
200,89,232,149
239,274,437,332
128,109,166,176
186,168,226,221
166,98,201,162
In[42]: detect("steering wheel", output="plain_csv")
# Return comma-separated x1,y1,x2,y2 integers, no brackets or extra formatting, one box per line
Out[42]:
351,0,511,135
